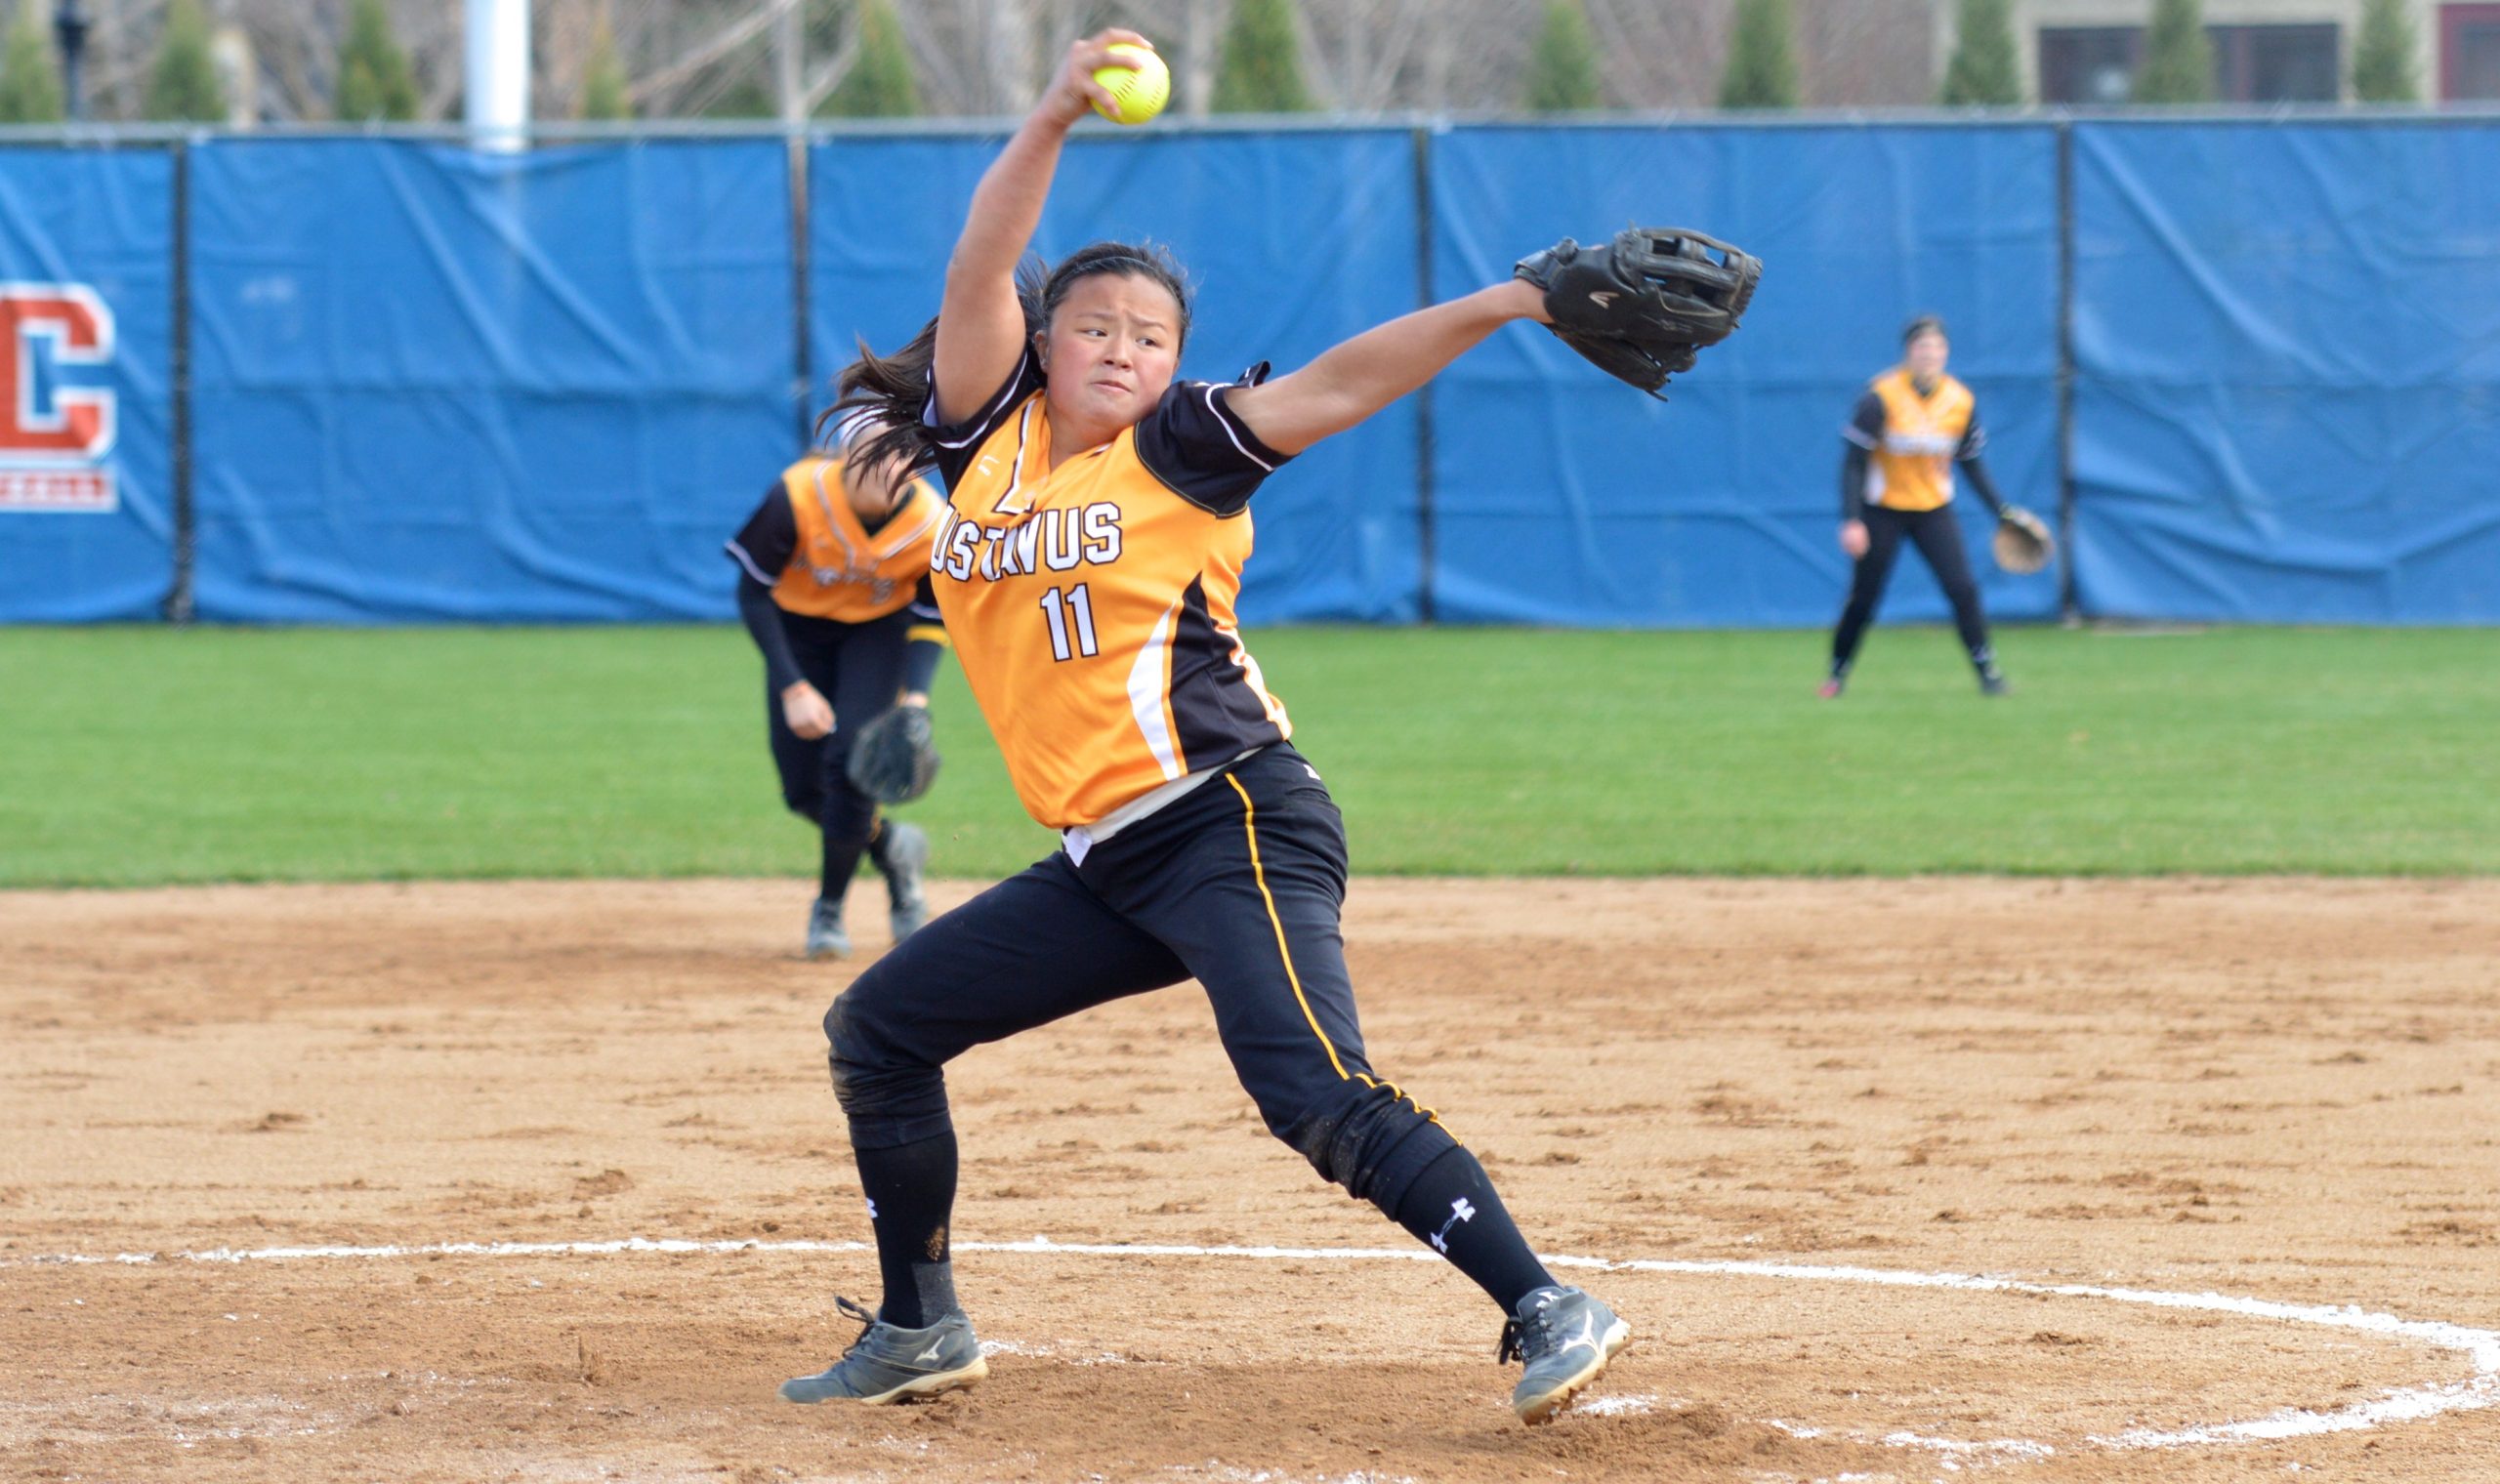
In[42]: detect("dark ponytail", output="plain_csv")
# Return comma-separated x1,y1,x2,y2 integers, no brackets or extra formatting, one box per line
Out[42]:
824,316,946,478
823,240,1194,476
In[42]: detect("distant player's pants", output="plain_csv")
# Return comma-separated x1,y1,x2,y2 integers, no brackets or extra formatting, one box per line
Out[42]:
828,744,1457,1210
767,607,914,901
1831,504,1993,676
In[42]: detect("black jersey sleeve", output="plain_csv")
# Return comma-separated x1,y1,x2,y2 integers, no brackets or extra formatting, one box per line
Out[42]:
1954,402,1987,462
924,350,1045,491
1133,363,1295,516
724,483,797,585
1841,390,1885,451
734,575,804,694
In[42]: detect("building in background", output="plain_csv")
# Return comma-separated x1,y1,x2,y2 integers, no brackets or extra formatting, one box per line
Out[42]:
2013,0,2492,102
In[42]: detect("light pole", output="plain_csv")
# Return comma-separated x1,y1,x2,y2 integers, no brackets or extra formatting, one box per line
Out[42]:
54,0,89,121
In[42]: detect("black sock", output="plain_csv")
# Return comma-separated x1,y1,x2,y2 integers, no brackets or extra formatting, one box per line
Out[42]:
820,827,869,906
853,1131,958,1328
1390,1145,1554,1313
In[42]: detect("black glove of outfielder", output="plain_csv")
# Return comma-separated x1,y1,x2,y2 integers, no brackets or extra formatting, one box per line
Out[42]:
1513,226,1762,396
846,704,941,805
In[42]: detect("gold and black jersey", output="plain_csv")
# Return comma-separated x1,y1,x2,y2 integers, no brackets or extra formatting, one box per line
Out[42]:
726,455,946,623
1843,368,1983,513
926,351,1294,830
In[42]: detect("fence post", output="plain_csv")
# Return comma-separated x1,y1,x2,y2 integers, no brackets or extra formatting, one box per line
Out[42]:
788,133,813,449
161,136,195,627
1411,124,1437,626
2054,118,2079,627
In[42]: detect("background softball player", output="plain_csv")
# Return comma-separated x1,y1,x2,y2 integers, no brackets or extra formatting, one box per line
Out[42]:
1822,314,2015,699
725,422,948,959
772,28,1653,1427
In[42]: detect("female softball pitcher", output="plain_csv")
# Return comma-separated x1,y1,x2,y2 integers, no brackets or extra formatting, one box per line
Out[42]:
777,29,1636,1425
725,421,947,960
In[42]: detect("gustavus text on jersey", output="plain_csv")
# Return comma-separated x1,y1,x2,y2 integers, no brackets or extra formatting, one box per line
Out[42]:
931,502,1125,583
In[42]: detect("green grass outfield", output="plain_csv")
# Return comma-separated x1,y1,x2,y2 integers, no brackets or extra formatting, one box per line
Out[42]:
2,624,2492,886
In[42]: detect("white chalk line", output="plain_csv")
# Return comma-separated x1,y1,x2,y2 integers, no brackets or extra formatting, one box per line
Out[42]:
12,1234,2495,1459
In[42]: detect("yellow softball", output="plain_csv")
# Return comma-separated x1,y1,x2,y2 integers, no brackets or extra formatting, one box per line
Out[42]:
1091,43,1170,126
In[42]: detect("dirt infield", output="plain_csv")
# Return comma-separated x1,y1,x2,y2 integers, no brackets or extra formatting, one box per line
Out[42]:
4,876,2497,1483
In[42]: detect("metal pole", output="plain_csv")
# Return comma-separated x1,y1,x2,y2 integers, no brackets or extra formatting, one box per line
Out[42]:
54,0,89,122
789,133,812,449
163,140,195,626
2054,119,2080,626
773,0,804,128
465,0,532,150
1412,125,1437,626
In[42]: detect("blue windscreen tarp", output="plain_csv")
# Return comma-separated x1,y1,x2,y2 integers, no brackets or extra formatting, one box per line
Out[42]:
811,129,1422,623
0,147,175,623
189,140,796,623
1427,124,2062,628
2071,122,2500,623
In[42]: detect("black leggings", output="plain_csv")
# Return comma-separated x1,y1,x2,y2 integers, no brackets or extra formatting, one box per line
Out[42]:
767,607,913,898
826,744,1455,1209
1831,505,1992,674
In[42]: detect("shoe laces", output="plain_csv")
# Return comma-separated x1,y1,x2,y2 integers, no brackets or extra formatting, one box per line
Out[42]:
1496,1289,1565,1366
833,1294,883,1354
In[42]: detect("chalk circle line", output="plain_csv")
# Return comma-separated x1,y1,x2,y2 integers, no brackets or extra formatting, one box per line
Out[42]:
14,1234,2494,1459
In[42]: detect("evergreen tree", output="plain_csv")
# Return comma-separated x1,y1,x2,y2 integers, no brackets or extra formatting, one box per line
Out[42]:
701,77,773,118
146,0,228,122
578,13,632,120
2352,0,2419,102
1717,0,1798,109
336,0,419,122
1938,0,2021,105
1213,0,1314,113
2134,0,2213,103
1524,0,1602,113
822,0,920,117
0,0,64,124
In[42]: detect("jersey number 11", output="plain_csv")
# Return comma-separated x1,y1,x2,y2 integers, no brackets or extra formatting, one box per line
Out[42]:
1038,583,1100,661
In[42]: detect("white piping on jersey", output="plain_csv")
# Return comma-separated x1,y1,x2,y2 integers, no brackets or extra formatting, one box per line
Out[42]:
1211,614,1287,726
1199,385,1273,473
723,538,776,587
1126,597,1185,784
990,400,1039,516
873,493,945,560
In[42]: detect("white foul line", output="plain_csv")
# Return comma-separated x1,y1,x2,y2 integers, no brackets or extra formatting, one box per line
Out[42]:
10,1234,2494,1455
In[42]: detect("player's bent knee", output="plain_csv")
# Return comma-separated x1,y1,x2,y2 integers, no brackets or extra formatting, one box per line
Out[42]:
1278,1080,1458,1213
823,974,952,1143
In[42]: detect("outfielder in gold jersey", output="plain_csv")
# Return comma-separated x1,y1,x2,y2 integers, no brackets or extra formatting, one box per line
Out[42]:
775,27,1630,1427
726,427,950,959
1822,315,2013,697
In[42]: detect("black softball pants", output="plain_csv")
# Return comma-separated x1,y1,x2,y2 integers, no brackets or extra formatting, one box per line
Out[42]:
767,607,913,897
825,743,1455,1212
1831,503,1993,673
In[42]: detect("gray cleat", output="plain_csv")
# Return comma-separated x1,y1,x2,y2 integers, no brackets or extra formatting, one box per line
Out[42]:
780,1296,987,1405
880,821,931,945
805,896,850,962
1499,1285,1632,1425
